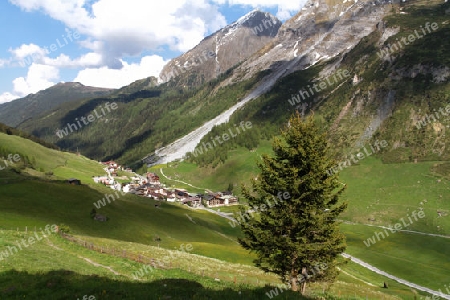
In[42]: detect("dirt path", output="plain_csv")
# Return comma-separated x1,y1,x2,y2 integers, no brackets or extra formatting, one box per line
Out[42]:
337,267,376,287
343,221,450,239
47,238,123,277
46,239,63,251
342,253,450,299
78,256,120,276
159,168,205,190
205,210,449,298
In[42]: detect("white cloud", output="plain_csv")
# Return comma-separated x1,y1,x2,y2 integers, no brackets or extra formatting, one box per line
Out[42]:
0,92,19,104
12,64,59,97
8,43,48,67
9,0,228,67
9,43,47,59
74,55,168,88
43,52,103,68
2,0,304,99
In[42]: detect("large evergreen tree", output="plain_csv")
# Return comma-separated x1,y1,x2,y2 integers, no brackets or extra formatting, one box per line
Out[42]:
238,113,347,294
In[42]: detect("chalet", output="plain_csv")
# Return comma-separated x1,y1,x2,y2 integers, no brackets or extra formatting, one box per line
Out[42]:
203,193,222,207
102,161,118,169
146,172,160,184
203,192,238,207
182,196,202,207
220,195,239,205
93,176,109,184
166,192,176,202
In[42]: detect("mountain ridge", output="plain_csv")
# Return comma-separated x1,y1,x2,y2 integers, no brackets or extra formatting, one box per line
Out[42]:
159,9,282,87
0,82,115,128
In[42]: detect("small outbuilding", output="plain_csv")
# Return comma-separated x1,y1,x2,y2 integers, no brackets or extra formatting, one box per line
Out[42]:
68,178,81,185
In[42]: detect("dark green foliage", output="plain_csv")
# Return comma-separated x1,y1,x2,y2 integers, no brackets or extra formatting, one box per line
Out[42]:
0,122,58,150
18,70,265,167
238,114,347,294
58,224,71,234
0,83,114,128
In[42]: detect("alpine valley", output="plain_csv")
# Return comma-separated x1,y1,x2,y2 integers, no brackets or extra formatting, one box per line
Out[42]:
0,0,449,299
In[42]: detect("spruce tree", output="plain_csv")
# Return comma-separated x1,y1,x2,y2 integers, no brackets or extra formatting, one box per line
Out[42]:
238,113,347,294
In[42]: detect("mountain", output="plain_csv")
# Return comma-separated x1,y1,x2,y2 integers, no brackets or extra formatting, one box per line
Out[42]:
159,9,282,87
156,0,450,166
2,3,450,298
14,0,450,170
0,82,115,128
216,0,391,86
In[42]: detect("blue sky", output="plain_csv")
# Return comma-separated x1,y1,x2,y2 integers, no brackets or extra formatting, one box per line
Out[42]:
0,0,306,104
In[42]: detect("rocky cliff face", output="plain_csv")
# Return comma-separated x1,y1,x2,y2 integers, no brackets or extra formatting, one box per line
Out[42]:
221,0,391,85
158,10,282,87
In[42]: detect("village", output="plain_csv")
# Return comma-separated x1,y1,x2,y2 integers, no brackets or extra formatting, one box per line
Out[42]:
92,160,239,208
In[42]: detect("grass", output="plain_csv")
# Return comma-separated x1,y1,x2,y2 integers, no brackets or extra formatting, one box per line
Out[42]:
151,140,274,198
0,177,249,263
0,132,449,299
148,150,450,297
339,156,450,234
0,133,105,184
0,229,408,300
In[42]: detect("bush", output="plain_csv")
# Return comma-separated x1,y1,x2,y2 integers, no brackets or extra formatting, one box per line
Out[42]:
58,223,71,234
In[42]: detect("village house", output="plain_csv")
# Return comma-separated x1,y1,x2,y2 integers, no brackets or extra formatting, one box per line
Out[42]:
203,192,239,207
166,191,176,202
182,196,202,207
220,195,239,205
146,172,160,185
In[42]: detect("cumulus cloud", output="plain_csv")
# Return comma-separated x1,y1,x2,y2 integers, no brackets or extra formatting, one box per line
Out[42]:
43,52,103,68
0,92,18,104
74,55,168,88
0,63,59,104
8,43,48,67
12,64,59,97
2,0,304,97
9,0,228,64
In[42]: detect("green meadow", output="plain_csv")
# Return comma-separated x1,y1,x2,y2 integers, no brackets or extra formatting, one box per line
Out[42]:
151,147,450,298
0,132,448,299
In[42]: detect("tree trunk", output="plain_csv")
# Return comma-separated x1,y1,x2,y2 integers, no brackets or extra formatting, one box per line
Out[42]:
290,275,298,291
300,266,308,295
301,281,307,295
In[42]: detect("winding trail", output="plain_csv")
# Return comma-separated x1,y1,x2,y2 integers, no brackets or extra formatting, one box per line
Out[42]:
78,256,121,276
202,209,450,298
159,168,205,190
343,221,450,239
342,253,450,299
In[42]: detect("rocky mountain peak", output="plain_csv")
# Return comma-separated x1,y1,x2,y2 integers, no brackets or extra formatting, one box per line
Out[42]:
159,10,282,87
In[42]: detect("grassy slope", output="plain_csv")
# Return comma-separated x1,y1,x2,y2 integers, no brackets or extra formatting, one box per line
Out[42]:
0,133,245,263
152,140,274,198
0,134,413,299
0,132,105,183
150,150,450,295
0,230,413,300
0,231,293,300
